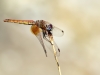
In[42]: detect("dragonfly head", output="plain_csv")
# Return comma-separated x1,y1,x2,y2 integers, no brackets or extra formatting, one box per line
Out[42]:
46,24,53,31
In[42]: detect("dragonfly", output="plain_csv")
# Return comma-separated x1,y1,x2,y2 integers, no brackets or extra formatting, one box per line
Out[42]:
4,19,64,75
4,19,64,57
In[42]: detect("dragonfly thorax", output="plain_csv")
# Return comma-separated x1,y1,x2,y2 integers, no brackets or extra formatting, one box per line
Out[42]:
35,20,53,31
35,20,45,28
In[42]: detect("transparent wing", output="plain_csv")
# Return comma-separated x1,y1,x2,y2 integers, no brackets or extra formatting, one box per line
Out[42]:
51,26,64,37
36,32,47,57
43,36,60,57
44,21,64,37
30,25,47,57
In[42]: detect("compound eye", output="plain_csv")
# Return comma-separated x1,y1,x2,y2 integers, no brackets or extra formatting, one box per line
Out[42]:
49,24,53,28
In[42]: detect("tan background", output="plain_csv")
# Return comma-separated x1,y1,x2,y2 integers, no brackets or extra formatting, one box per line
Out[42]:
0,0,100,75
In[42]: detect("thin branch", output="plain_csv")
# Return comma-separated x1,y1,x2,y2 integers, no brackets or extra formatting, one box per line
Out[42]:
49,36,62,75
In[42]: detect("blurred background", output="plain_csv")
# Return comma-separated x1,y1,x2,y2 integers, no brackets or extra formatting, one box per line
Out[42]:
0,0,100,75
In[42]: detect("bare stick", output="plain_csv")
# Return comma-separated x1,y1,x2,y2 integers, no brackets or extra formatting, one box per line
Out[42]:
49,36,62,75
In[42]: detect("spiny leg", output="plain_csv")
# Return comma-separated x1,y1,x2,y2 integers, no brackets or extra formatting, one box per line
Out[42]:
42,31,53,45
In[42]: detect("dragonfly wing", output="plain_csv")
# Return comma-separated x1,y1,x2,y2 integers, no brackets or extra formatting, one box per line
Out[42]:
43,36,60,57
51,26,64,37
36,32,47,57
30,25,47,57
51,38,60,57
4,19,35,25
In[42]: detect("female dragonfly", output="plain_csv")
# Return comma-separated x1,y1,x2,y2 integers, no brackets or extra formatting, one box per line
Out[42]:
4,19,64,57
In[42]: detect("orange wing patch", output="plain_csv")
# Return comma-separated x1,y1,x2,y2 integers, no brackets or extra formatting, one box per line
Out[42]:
31,25,41,35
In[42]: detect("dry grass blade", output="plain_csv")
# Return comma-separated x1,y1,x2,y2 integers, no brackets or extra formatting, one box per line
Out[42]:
49,36,62,75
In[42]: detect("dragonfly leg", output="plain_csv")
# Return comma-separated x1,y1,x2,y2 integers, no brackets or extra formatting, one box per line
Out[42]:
42,31,53,45
42,30,47,38
43,36,53,45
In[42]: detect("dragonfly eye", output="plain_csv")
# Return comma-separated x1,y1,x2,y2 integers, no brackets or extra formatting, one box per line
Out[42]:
46,24,53,31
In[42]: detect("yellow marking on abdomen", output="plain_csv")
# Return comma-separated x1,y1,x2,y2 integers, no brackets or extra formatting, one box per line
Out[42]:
4,19,35,25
